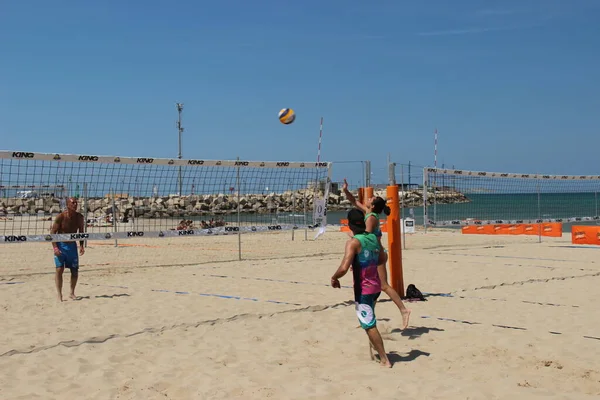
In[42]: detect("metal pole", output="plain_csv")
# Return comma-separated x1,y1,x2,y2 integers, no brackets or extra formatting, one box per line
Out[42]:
292,191,296,241
401,165,406,250
537,180,542,244
236,157,241,261
387,160,395,187
423,169,428,233
433,129,438,226
111,188,118,247
176,103,184,196
594,192,600,224
433,180,437,227
304,191,308,241
360,161,365,188
83,183,88,248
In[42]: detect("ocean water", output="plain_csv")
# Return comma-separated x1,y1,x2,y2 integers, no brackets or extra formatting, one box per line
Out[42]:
425,193,600,232
429,193,598,221
325,193,600,233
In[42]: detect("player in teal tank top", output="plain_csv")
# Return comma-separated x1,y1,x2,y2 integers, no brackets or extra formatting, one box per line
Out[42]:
364,211,382,237
352,232,382,297
342,179,412,330
330,208,392,367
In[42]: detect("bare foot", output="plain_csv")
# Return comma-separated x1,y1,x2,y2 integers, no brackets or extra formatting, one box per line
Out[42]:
69,293,78,300
57,294,63,302
401,309,411,330
371,347,392,367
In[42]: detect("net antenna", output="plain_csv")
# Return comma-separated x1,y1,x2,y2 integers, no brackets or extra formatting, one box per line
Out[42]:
311,117,330,239
0,150,332,250
176,102,184,196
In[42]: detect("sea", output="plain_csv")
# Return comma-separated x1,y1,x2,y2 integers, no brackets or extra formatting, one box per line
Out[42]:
419,193,599,233
168,193,600,234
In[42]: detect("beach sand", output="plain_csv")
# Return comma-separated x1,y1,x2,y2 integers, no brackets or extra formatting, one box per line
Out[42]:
1,228,599,399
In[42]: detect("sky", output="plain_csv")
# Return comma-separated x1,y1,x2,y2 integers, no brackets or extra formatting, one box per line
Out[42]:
1,0,599,185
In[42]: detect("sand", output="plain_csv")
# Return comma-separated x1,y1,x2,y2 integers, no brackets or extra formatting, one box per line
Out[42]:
1,227,599,399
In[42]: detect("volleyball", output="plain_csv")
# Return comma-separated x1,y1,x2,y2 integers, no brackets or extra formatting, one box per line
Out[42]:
278,108,296,125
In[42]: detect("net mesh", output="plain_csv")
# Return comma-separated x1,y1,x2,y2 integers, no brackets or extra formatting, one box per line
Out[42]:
0,151,331,243
424,168,600,227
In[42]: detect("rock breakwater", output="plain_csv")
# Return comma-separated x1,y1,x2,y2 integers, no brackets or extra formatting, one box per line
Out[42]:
0,188,469,218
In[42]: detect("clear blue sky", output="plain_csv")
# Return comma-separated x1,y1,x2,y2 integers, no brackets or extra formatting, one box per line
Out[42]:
1,0,599,184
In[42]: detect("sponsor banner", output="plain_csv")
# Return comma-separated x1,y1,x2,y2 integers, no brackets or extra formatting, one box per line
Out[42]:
0,223,311,244
429,216,600,227
425,168,600,181
462,223,562,237
0,185,65,189
571,226,600,246
0,151,330,169
312,198,326,227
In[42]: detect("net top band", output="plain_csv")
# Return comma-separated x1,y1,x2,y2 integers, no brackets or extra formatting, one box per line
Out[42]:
0,151,331,169
425,168,600,181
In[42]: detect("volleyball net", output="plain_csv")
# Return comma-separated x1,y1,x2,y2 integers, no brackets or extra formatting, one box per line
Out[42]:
0,150,332,244
423,167,600,228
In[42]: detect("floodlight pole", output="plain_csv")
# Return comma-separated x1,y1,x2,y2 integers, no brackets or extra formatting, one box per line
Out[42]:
176,103,184,195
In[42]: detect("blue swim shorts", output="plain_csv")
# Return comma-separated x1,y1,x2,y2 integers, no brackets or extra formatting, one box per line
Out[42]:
355,292,381,330
54,242,79,273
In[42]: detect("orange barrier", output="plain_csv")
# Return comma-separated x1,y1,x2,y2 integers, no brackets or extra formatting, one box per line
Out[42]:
540,223,562,237
495,224,525,235
339,218,388,233
461,225,495,235
340,219,386,225
571,225,600,245
461,223,562,237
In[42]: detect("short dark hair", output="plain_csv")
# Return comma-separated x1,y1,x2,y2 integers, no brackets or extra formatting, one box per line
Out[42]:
347,208,366,235
372,197,390,216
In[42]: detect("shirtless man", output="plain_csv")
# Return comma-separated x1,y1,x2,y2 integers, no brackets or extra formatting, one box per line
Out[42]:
51,197,85,302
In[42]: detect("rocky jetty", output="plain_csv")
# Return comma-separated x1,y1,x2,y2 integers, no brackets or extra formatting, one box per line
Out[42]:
0,188,469,218
387,189,471,208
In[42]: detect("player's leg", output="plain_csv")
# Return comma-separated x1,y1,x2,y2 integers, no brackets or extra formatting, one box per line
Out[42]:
55,268,65,302
66,249,79,300
68,268,78,299
365,327,391,368
54,247,69,302
55,255,65,302
357,293,391,367
377,250,411,330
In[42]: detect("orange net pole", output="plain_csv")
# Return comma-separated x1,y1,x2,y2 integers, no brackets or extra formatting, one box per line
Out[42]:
386,186,404,296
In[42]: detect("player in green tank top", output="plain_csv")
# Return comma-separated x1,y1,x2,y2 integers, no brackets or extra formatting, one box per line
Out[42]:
330,208,392,367
364,211,382,237
342,179,412,330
